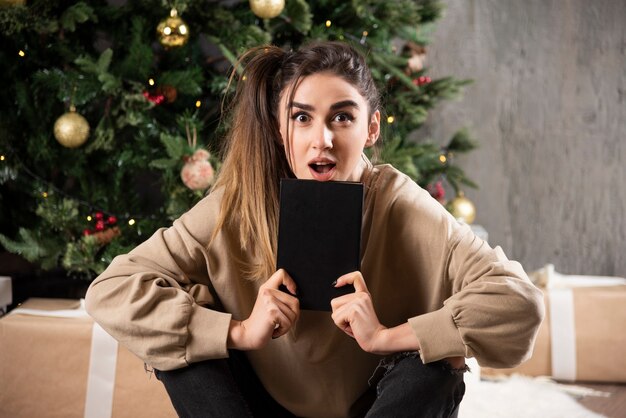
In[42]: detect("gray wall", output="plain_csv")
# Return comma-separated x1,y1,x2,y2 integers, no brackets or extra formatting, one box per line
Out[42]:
419,0,626,276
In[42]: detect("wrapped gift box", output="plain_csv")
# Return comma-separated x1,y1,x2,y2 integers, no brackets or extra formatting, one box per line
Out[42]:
0,298,176,418
482,266,626,383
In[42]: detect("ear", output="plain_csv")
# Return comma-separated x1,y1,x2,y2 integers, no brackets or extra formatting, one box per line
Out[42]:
365,110,381,147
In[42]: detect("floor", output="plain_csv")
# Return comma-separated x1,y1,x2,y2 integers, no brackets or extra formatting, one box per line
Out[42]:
576,382,626,418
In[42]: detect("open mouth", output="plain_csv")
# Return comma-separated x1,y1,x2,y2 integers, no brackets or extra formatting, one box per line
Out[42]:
309,161,336,174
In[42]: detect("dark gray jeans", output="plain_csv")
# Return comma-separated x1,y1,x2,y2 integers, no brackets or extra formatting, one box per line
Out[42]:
155,350,466,418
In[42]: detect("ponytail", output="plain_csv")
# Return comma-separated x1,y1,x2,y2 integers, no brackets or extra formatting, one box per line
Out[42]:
211,46,292,280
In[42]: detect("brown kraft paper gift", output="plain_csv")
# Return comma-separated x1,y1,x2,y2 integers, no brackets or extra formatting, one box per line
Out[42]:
0,298,176,418
482,286,626,383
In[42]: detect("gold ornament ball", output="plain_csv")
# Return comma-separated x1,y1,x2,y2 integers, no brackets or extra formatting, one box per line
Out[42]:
157,9,189,48
448,192,476,224
53,110,90,148
249,0,285,19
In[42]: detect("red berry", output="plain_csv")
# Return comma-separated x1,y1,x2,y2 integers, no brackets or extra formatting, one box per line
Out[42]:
95,220,105,231
435,182,445,198
107,216,117,225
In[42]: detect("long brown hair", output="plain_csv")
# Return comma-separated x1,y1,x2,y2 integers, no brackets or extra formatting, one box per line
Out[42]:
212,41,380,280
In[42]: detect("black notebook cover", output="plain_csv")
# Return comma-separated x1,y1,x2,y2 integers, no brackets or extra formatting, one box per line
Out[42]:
277,179,363,311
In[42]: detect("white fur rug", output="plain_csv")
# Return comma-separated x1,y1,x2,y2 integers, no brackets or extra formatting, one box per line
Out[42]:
459,373,609,418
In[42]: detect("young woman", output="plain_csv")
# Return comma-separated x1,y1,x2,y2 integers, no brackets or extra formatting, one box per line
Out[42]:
85,41,544,418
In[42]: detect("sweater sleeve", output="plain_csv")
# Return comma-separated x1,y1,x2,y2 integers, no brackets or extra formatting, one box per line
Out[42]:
409,216,545,368
85,193,232,371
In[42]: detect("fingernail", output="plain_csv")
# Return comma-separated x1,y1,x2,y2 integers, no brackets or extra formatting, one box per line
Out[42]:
331,280,337,287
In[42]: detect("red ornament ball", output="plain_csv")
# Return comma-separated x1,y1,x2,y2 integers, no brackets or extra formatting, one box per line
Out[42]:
107,215,117,225
95,220,105,231
83,229,92,236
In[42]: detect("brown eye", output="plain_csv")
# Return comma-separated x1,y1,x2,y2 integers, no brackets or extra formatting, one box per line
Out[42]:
333,112,353,123
292,112,310,123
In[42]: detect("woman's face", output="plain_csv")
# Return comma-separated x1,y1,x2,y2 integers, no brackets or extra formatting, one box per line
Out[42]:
279,72,380,182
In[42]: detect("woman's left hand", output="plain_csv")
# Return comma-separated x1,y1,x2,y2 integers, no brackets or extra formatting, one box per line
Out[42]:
330,271,387,353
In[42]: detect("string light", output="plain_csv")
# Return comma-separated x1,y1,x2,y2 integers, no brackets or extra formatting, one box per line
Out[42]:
360,31,368,45
325,20,332,27
87,215,92,221
0,155,5,161
41,192,48,198
148,78,155,86
439,154,447,164
18,50,25,57
195,100,201,108
128,219,136,226
387,116,395,124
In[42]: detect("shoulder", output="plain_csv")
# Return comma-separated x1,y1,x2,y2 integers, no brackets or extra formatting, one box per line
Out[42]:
366,164,447,220
167,187,226,246
366,164,473,247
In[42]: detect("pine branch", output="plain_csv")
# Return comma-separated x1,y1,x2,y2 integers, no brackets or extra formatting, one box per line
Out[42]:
280,0,313,34
159,132,186,160
60,2,97,32
159,67,204,95
62,235,106,275
115,17,154,81
447,128,478,153
0,228,57,268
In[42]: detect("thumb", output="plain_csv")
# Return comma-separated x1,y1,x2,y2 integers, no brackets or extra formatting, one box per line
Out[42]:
268,269,297,296
335,271,368,293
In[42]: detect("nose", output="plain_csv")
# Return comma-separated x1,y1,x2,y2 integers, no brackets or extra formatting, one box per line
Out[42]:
312,124,333,150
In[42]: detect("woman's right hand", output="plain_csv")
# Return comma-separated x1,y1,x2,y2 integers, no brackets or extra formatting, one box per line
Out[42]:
227,269,299,350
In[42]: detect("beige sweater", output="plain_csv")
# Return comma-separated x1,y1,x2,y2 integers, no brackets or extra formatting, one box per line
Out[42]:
85,163,544,418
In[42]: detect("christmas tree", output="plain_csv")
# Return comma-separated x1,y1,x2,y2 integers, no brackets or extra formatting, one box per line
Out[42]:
0,0,477,279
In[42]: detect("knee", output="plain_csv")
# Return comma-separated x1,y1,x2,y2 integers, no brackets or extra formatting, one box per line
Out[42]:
388,353,465,389
372,352,466,414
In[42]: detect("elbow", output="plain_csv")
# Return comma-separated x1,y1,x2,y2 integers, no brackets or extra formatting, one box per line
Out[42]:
528,286,546,334
516,287,546,364
84,282,97,318
85,283,97,316
476,287,546,369
502,287,547,368
84,279,103,320
84,274,120,324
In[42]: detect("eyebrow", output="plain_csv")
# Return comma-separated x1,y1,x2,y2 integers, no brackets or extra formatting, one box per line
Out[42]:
290,100,360,111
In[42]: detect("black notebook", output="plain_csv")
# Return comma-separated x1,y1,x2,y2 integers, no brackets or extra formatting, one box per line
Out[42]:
277,179,363,311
